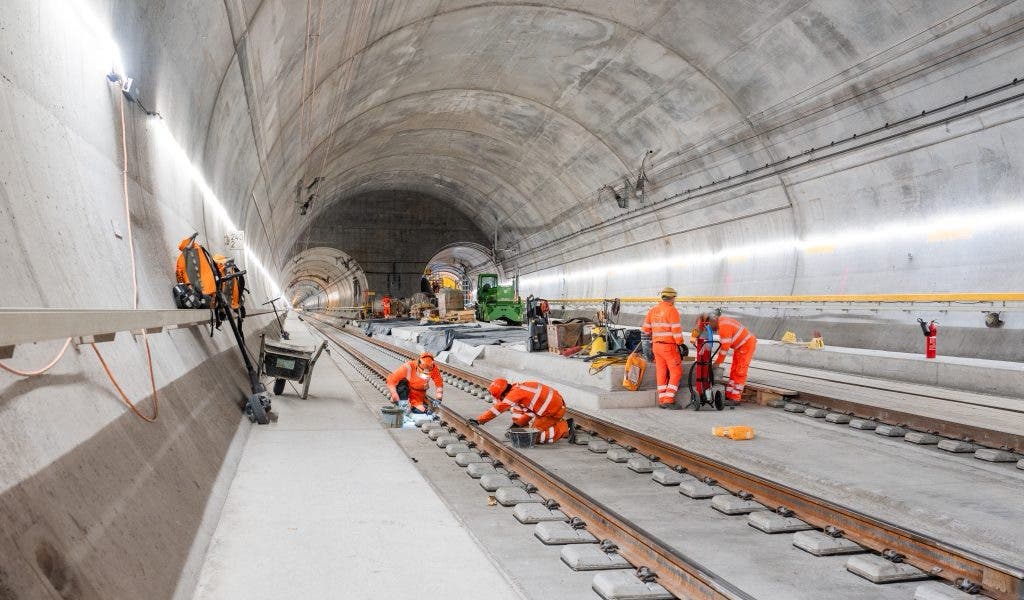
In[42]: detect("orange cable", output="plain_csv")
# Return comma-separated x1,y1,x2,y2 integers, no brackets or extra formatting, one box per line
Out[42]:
87,85,160,422
91,335,158,422
0,338,73,376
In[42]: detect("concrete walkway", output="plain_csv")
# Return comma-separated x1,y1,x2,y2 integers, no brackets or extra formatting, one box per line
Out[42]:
191,316,522,600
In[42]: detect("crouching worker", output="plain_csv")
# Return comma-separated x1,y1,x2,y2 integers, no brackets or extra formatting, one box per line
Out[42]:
705,312,757,405
469,378,574,444
387,352,444,413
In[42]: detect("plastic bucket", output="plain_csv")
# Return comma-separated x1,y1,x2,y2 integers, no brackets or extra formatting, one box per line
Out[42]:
380,405,404,428
506,427,539,448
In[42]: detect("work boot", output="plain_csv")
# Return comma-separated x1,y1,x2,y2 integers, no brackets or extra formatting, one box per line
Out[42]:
565,418,576,443
659,402,682,410
723,399,741,409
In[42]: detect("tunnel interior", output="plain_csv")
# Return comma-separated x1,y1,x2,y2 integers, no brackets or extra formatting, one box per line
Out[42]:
2,1,1024,599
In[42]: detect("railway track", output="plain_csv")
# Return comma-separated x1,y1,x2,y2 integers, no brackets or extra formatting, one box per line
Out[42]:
304,314,1023,600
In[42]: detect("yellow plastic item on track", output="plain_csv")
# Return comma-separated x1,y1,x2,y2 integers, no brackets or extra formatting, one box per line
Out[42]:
622,350,646,391
712,425,755,440
781,331,797,343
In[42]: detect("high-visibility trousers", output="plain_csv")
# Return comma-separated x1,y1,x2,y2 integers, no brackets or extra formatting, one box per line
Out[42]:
653,342,683,405
725,338,757,401
407,386,429,411
516,406,568,443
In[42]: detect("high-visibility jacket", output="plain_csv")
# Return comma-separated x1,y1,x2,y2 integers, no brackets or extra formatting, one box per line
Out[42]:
477,381,565,424
715,316,755,364
641,301,684,345
386,360,444,402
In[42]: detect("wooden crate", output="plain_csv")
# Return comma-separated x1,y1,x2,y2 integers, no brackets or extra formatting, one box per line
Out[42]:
444,310,476,323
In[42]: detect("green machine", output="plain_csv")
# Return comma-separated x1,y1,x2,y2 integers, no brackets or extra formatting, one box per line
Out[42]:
475,273,524,324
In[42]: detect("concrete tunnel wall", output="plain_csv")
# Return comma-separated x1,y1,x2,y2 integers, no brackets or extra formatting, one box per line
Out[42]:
2,1,1024,599
0,2,283,599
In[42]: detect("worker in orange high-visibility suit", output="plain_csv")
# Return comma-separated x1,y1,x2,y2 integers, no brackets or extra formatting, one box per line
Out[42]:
386,352,444,413
708,313,757,404
469,378,575,444
641,287,686,409
381,296,392,319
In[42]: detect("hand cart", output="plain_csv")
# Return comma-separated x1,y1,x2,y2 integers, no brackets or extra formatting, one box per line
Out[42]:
258,334,327,399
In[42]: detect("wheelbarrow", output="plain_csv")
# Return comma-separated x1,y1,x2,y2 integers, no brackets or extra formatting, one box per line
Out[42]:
258,334,327,399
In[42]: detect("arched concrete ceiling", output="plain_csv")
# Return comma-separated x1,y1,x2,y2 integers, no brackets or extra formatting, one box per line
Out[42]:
227,0,975,260
282,246,367,306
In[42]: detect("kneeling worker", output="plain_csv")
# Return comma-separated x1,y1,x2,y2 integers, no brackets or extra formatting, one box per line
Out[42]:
387,351,444,413
470,378,574,444
706,312,757,404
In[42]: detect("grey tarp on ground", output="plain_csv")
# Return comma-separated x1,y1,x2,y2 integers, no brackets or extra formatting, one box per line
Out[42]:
418,324,529,354
359,318,418,337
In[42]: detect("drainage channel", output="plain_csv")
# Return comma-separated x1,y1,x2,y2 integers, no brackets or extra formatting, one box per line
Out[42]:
305,315,1024,600
307,317,754,600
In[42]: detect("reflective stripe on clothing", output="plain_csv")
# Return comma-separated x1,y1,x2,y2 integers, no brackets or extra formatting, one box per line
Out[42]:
642,301,684,345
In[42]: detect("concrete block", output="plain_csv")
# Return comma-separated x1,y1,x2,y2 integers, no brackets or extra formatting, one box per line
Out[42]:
592,570,673,600
415,418,438,428
626,457,657,472
747,512,813,533
846,554,929,583
573,433,592,445
651,470,690,486
937,439,976,453
435,435,459,447
875,424,906,437
606,448,637,463
427,427,449,440
534,521,598,545
479,474,524,491
974,448,1018,462
495,487,544,506
560,545,631,571
444,443,470,456
804,408,827,418
848,418,877,430
766,398,788,408
1018,459,1024,470
783,403,806,413
914,582,978,600
904,432,939,445
679,481,727,499
793,531,865,556
588,440,611,453
711,494,768,515
465,463,497,478
455,452,487,466
512,503,567,524
825,413,851,424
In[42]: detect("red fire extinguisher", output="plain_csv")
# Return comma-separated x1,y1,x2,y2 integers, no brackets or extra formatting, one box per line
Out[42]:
917,318,937,359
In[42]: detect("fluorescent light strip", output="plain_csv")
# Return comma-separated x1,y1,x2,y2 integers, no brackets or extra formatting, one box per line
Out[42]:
521,207,1024,287
151,121,283,299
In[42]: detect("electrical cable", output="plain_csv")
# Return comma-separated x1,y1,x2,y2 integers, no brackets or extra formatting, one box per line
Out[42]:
0,338,72,376
89,85,160,422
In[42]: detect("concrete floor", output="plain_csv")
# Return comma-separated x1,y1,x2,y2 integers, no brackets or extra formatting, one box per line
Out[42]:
190,318,523,600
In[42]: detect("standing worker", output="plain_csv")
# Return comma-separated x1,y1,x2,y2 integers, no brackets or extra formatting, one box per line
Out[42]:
641,287,686,409
386,352,444,413
381,295,392,319
706,312,757,405
469,378,574,444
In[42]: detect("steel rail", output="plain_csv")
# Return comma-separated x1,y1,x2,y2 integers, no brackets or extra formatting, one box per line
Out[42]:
305,316,755,600
307,314,1024,600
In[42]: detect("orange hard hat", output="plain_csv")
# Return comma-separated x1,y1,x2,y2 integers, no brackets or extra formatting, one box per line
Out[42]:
488,378,511,399
417,352,435,369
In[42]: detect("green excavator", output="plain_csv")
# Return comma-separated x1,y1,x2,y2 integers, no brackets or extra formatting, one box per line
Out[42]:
474,273,524,324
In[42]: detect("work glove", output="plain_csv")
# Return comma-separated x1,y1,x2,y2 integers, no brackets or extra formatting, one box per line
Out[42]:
468,418,480,426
